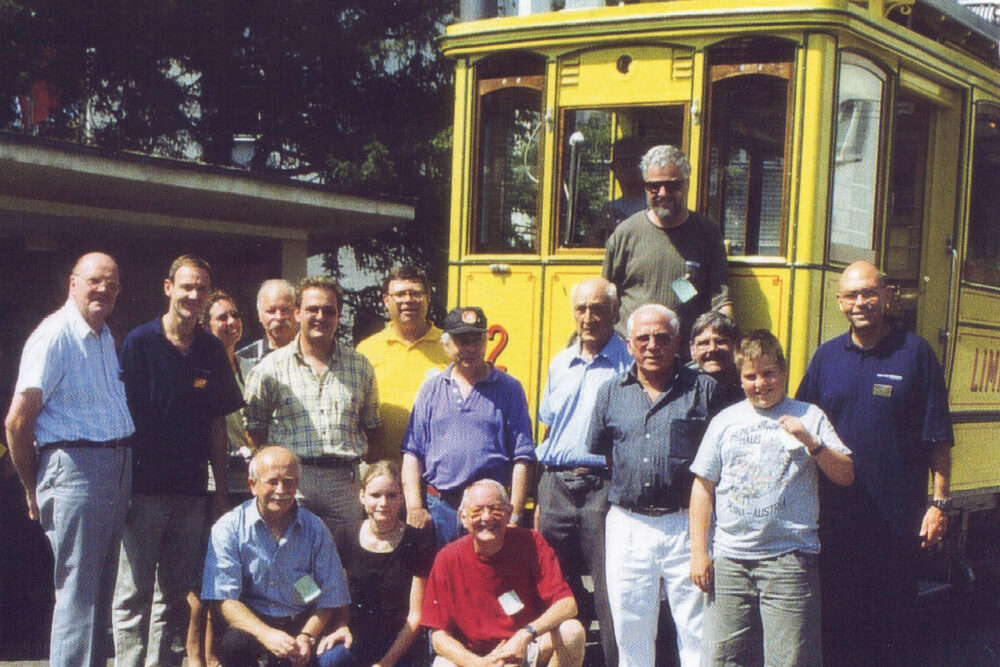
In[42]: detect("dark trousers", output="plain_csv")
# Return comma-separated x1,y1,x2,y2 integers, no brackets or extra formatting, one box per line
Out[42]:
218,611,319,667
536,469,618,667
820,530,920,667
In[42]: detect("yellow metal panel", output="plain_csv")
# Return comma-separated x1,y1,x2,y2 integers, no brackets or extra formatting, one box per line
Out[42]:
949,328,1000,412
820,271,846,343
728,265,790,340
558,45,694,107
541,266,603,379
450,60,472,263
952,423,1000,493
957,289,1000,328
687,48,706,203
460,266,544,421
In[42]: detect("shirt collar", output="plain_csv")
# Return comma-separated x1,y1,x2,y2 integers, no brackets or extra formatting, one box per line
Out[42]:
384,322,440,347
247,497,303,531
841,322,904,354
292,334,340,367
61,300,104,340
443,362,499,385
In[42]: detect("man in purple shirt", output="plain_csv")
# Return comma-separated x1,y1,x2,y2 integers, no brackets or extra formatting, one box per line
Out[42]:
401,307,535,547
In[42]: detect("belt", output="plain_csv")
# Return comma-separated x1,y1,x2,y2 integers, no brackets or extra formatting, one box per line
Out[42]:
624,505,681,517
426,484,464,508
42,438,130,450
543,464,609,478
299,456,359,469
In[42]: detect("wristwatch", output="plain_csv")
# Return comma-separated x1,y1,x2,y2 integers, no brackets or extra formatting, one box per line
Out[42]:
298,632,317,647
522,624,538,640
929,498,953,512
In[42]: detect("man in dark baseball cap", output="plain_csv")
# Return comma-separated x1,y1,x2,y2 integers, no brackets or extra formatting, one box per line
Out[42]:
401,305,536,546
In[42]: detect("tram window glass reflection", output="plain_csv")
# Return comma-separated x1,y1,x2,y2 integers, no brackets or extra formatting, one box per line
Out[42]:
964,104,1000,286
703,37,795,257
472,54,545,254
829,53,886,265
557,106,685,248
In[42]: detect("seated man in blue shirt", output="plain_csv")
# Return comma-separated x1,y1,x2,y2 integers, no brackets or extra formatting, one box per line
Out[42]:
203,446,351,666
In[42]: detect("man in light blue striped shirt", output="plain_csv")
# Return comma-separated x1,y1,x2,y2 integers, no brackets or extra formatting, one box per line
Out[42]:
5,252,135,667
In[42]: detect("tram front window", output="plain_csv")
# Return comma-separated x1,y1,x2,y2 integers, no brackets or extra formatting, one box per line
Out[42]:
703,37,795,257
557,106,685,249
965,104,1000,286
472,67,544,254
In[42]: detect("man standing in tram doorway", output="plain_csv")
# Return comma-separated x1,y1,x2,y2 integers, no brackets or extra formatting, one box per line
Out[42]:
796,260,953,666
602,144,732,350
5,252,135,667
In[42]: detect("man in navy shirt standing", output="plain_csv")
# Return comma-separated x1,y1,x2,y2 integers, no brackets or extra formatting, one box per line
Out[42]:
113,254,244,667
796,260,952,666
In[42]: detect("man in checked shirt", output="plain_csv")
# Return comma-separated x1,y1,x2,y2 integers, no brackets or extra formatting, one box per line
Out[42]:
244,276,380,533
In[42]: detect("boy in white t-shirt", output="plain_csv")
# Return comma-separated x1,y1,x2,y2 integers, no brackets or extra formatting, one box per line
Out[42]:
689,330,854,666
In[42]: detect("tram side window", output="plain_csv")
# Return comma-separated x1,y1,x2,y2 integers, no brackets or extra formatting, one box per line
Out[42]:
703,38,795,257
829,54,886,264
557,107,685,248
472,57,545,255
964,104,1000,286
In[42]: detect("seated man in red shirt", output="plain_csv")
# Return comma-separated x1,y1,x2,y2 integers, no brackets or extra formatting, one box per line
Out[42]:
422,479,585,667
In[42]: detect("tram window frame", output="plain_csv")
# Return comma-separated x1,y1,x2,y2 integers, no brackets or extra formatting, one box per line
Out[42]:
964,102,1000,288
554,105,687,251
469,55,547,256
702,37,796,259
828,52,888,266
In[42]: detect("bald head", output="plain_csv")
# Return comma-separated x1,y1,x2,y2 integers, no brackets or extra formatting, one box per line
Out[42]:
249,445,301,481
69,253,121,330
572,278,619,354
838,261,886,292
836,260,893,344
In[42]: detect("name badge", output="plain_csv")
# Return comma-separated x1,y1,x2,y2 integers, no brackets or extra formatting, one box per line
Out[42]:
872,383,893,398
295,574,321,604
498,590,525,616
671,276,699,304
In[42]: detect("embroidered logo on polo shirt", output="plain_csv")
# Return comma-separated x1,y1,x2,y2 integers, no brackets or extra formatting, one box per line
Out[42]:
872,384,892,397
193,377,208,389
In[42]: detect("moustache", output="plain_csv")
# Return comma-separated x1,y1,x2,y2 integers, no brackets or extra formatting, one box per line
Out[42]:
268,320,294,332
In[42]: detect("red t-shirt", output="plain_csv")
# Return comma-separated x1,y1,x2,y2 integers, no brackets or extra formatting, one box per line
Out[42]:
421,528,573,656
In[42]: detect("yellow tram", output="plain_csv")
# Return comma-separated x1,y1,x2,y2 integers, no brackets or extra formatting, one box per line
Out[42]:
440,0,1000,582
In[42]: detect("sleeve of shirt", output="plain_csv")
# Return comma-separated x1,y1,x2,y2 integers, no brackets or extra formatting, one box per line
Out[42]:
917,339,954,445
14,321,64,400
360,358,381,430
689,414,724,482
815,407,851,456
314,521,351,609
209,341,245,419
601,228,624,292
401,382,432,459
506,378,536,462
586,380,614,456
118,332,150,427
537,366,557,427
705,220,731,310
242,363,273,434
532,531,574,606
794,356,819,405
420,554,453,632
201,513,243,602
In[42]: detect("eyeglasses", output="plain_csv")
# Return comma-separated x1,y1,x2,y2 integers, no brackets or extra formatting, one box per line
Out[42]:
644,179,686,194
632,332,673,346
303,305,338,317
838,288,883,304
387,290,426,301
463,504,510,519
74,275,121,292
692,336,730,350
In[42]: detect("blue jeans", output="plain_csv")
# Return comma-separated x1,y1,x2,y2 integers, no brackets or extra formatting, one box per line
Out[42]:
703,552,821,667
317,642,418,667
36,446,131,667
427,493,465,548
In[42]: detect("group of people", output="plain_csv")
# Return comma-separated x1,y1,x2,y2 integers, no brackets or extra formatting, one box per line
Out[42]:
3,143,952,667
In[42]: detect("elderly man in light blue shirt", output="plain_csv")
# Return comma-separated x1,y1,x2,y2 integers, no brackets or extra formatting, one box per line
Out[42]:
202,445,350,666
535,277,630,667
4,252,135,667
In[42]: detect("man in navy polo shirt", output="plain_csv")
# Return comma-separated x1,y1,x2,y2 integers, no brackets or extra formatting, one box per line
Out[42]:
796,260,952,666
113,254,244,667
401,306,535,547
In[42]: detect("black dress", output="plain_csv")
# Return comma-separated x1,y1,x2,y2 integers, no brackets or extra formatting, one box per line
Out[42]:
333,522,436,664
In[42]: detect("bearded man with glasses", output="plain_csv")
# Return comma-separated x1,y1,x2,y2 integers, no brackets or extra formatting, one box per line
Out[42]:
602,144,732,351
586,304,724,667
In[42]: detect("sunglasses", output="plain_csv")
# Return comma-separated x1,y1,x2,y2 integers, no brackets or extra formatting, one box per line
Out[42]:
644,179,686,194
632,332,673,346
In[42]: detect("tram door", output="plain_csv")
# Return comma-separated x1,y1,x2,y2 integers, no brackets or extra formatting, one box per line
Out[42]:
884,83,962,360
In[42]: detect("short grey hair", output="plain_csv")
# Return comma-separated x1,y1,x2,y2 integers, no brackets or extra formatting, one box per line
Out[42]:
256,279,296,313
639,145,692,181
627,304,680,337
459,479,511,513
248,446,301,481
570,279,618,306
690,311,740,342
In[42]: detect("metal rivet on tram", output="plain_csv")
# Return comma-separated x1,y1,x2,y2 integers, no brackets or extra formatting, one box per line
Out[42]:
617,55,632,74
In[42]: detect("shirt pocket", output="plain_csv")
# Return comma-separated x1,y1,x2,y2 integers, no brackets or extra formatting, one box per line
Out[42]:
669,418,708,464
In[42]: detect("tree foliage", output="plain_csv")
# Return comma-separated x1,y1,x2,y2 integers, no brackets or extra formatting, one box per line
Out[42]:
2,0,456,338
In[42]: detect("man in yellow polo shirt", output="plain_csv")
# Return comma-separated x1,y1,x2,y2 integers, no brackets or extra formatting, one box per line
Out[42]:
357,265,449,464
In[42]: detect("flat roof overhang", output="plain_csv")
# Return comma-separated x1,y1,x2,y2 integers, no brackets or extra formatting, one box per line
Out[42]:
0,132,415,252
